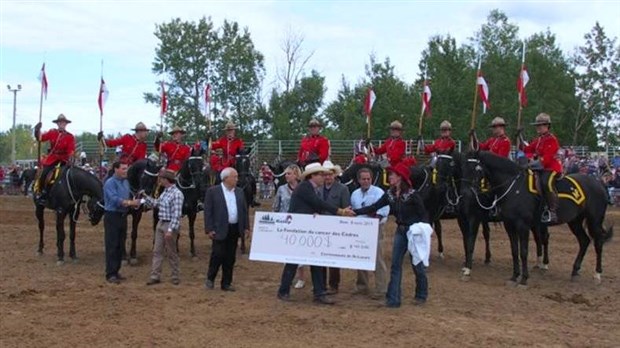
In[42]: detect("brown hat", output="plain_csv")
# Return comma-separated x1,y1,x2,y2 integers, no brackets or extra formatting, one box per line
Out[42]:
52,114,71,124
530,113,551,126
308,119,322,127
158,168,176,181
168,126,186,135
489,117,506,128
389,120,403,130
224,121,237,131
440,120,452,130
132,122,149,132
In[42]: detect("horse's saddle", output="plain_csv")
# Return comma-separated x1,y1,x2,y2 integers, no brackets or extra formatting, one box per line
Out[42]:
527,170,586,205
36,164,64,192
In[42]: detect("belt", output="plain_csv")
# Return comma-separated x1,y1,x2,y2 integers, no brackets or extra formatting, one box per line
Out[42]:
161,220,171,223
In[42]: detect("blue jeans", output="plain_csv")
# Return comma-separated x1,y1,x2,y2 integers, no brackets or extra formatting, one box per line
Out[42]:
386,229,428,306
278,264,325,298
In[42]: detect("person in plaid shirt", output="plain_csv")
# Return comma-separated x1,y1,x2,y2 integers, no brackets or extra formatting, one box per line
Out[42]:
143,169,185,285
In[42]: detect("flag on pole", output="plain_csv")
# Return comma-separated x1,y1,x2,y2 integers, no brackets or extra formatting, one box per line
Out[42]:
364,87,376,121
422,80,432,116
204,83,212,117
160,81,168,116
517,67,530,108
476,72,490,114
98,78,109,116
38,63,48,100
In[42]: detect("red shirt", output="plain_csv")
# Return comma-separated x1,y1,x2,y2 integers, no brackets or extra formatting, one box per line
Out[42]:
104,134,147,164
402,156,417,167
522,132,562,173
479,134,511,158
353,154,368,165
424,137,456,154
211,136,245,168
298,134,330,165
374,137,406,167
210,154,224,172
157,141,191,172
40,129,75,166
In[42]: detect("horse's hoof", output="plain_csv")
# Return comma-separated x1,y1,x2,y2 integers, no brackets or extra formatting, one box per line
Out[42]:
540,264,549,271
438,252,445,260
571,274,580,282
593,273,602,285
36,251,43,256
71,258,79,264
505,280,518,287
56,260,65,266
460,275,471,282
129,258,138,266
122,259,129,266
484,259,491,265
461,267,472,277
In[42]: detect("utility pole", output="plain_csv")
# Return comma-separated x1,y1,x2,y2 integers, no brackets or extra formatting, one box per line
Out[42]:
7,84,22,164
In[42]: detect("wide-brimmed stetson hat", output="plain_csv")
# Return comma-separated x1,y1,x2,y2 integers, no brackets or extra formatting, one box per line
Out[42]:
302,162,327,178
322,160,342,176
489,117,506,128
308,119,322,127
530,113,551,126
168,126,186,135
132,122,150,132
389,120,403,130
224,121,237,131
52,114,71,124
158,168,177,181
440,120,452,130
386,162,412,186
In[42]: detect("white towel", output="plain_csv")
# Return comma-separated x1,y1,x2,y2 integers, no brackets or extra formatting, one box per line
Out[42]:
407,223,434,267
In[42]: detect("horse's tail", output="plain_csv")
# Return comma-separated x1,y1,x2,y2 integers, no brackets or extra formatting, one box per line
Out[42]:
602,223,614,244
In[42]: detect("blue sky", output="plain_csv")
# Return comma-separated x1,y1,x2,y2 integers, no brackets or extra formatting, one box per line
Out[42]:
1,0,619,135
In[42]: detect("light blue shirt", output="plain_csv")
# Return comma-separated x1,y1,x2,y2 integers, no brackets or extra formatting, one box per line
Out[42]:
351,185,389,224
221,183,238,224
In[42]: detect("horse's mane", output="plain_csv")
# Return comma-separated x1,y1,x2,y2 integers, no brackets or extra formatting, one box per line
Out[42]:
477,151,520,176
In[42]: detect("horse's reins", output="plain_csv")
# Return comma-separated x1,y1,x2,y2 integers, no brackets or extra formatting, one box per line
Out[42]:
467,158,521,210
176,156,203,190
436,154,462,206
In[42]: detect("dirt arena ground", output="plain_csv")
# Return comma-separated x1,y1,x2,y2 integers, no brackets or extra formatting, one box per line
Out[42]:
1,195,619,347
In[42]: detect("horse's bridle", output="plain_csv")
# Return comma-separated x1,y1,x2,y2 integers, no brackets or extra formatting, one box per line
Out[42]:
177,156,203,190
467,158,521,210
435,154,461,206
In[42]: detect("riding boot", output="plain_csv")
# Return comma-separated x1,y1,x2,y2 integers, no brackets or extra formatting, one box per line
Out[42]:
543,190,559,224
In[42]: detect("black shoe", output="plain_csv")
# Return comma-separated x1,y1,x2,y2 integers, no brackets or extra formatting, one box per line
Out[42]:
146,278,161,286
106,276,121,284
277,293,291,302
313,296,335,305
205,279,214,289
221,285,236,292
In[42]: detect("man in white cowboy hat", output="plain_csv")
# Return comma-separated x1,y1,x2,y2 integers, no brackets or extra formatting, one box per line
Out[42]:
424,120,456,154
319,160,350,293
277,162,355,305
479,117,511,158
33,113,76,203
98,122,150,165
519,113,562,223
211,121,245,169
154,126,192,172
372,120,407,167
297,118,330,166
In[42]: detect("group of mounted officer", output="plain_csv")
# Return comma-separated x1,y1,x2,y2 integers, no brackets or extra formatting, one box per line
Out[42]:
32,112,563,222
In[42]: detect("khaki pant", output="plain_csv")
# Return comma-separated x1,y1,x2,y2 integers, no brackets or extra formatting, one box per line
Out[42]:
356,223,388,294
149,221,180,281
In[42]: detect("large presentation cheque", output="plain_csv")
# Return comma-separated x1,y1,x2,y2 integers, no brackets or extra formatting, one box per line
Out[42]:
249,212,379,271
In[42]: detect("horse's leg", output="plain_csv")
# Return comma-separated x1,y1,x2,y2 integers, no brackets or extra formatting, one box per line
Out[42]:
69,211,78,261
56,210,66,265
189,210,197,258
541,224,550,268
517,222,530,286
482,220,491,264
435,219,444,259
457,215,473,279
586,217,603,284
532,224,543,269
129,210,142,265
503,220,520,284
36,204,45,255
567,218,589,280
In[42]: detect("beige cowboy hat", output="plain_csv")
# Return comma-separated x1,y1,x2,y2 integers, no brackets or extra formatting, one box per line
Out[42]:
132,122,150,132
224,121,238,131
158,168,177,181
168,125,186,135
308,118,322,127
440,120,452,130
530,113,551,126
52,114,71,124
322,160,343,176
389,120,403,130
302,162,327,178
489,117,506,127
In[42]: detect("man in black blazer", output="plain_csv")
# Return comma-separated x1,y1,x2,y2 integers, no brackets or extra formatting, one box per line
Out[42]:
204,167,250,291
276,163,354,305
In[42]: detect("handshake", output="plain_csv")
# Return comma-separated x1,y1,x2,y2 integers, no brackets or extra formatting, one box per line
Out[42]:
337,207,356,217
122,199,141,208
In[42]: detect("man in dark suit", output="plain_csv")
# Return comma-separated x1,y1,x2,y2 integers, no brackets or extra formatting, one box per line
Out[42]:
204,167,250,291
276,163,355,305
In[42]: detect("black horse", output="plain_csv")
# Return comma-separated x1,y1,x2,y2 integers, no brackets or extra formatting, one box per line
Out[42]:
340,161,389,193
34,166,105,264
235,149,257,254
469,151,613,286
122,158,161,264
270,157,298,189
19,167,37,196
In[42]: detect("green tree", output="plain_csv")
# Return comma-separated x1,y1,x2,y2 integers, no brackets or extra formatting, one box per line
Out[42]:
572,22,620,149
0,124,37,163
323,75,366,140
